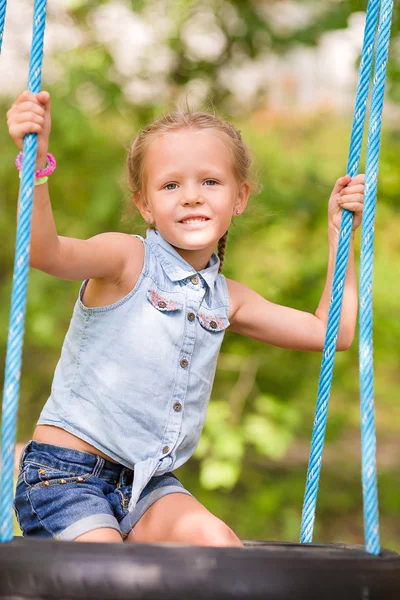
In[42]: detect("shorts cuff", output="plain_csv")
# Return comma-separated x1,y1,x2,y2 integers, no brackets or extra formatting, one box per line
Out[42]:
120,485,193,535
57,513,121,541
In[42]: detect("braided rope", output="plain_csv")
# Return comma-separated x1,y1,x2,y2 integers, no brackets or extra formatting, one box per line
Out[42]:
301,0,393,555
360,0,394,556
0,0,7,54
0,0,47,543
300,0,380,545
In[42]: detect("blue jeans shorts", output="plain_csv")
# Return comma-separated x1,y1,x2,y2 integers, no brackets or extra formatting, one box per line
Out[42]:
14,441,192,541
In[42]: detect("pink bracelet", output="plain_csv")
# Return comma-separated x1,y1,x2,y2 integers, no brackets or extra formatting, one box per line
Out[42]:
15,152,56,178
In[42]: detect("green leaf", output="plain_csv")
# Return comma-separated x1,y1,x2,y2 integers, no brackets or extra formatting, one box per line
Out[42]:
200,459,240,490
213,430,244,461
243,415,293,460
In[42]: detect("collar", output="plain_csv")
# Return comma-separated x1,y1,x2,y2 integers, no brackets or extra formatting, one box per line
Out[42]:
146,229,220,302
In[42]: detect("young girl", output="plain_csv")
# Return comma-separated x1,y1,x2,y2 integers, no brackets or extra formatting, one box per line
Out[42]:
7,90,364,547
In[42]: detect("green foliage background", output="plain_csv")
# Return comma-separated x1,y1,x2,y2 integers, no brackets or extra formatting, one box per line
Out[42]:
1,0,399,550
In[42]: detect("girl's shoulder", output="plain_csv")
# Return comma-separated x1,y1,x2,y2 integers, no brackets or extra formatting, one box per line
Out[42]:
80,234,146,310
223,277,244,324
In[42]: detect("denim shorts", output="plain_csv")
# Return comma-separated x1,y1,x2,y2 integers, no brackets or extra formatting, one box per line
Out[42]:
14,441,192,541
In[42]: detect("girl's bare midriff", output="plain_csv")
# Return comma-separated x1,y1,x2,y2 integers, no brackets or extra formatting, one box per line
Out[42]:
32,424,120,463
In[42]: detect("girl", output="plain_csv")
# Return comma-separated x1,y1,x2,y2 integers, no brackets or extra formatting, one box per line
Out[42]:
7,90,363,547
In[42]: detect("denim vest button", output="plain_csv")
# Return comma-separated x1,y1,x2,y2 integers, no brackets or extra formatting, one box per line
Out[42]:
210,321,218,329
180,359,189,369
190,275,200,285
188,312,195,322
162,446,170,454
158,300,167,308
173,402,182,412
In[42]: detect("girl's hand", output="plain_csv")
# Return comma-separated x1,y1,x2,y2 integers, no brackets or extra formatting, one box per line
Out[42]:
328,174,365,237
7,90,51,167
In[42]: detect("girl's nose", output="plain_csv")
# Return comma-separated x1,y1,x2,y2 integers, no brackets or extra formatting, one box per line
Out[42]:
183,196,203,206
182,185,204,205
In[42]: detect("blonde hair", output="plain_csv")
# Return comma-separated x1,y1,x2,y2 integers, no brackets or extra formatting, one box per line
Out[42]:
126,108,261,273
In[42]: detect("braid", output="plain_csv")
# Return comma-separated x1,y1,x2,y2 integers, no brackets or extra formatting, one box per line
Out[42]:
217,230,228,274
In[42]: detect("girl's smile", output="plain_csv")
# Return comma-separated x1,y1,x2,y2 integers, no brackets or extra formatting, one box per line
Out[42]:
178,217,211,226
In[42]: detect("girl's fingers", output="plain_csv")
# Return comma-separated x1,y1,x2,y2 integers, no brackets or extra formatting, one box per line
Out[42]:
339,202,363,213
337,199,364,212
340,191,364,203
331,175,351,196
9,122,42,138
15,90,37,105
331,173,365,196
8,90,51,150
349,174,365,185
337,188,364,208
10,102,45,119
13,112,45,126
341,184,364,195
36,90,50,104
14,90,49,107
17,101,45,116
7,105,45,130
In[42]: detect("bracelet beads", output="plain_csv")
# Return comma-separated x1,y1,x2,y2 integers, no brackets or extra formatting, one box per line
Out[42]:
15,152,56,178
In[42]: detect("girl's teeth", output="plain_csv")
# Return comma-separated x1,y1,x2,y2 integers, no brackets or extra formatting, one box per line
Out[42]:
183,218,207,224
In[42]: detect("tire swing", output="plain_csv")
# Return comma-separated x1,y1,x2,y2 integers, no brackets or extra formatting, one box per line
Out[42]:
1,1,399,599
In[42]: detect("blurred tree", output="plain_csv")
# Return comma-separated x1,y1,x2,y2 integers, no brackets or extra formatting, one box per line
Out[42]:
41,0,400,118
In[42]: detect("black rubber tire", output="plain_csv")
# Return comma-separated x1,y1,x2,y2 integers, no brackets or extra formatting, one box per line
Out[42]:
0,538,399,599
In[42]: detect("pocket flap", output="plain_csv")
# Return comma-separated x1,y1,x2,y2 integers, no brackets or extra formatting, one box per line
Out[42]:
147,288,183,312
197,307,230,332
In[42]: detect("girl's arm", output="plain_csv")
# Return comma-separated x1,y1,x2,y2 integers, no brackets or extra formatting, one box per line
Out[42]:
28,170,139,281
226,237,356,351
9,90,137,283
227,175,363,352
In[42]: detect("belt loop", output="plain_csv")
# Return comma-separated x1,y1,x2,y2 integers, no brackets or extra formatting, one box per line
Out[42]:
18,440,32,471
92,455,104,477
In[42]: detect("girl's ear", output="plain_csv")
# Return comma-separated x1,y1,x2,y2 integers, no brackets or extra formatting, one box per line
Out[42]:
134,192,152,222
235,181,251,215
132,192,140,213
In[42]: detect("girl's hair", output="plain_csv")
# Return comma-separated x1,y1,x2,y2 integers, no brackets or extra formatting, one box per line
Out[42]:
126,108,261,273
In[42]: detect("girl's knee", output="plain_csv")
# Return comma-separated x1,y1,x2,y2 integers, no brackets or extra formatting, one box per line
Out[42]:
127,494,242,547
189,517,242,547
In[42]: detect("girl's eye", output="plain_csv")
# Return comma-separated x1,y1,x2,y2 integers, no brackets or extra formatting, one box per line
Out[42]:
164,180,218,190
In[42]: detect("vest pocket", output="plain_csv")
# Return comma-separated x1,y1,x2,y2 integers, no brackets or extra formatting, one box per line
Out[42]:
197,306,230,332
147,288,184,312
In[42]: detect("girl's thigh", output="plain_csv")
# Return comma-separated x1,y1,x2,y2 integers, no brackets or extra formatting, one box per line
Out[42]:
75,528,123,543
127,493,243,547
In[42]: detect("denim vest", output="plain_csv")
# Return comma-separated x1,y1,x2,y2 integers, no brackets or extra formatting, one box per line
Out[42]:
38,228,230,520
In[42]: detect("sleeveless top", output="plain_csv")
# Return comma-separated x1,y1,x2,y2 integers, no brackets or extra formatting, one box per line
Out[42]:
38,228,231,516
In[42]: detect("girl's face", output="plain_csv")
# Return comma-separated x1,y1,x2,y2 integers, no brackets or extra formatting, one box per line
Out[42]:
139,128,250,270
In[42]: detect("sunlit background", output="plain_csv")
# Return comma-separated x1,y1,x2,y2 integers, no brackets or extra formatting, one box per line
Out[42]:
1,0,399,550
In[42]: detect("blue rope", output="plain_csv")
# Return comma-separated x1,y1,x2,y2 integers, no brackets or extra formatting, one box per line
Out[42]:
300,0,380,545
0,0,47,543
0,0,7,54
301,0,393,555
359,0,394,555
